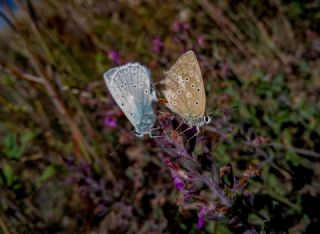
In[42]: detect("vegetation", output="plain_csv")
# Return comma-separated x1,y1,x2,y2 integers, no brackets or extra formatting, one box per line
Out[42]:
0,0,319,233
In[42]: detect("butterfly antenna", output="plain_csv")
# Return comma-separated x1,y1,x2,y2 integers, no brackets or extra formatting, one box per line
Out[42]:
203,120,209,146
206,108,220,120
108,129,135,157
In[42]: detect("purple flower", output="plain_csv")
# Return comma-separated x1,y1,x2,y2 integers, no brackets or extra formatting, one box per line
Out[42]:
152,36,163,54
64,176,77,185
221,62,230,77
108,50,121,65
197,207,207,229
197,36,205,47
172,20,190,33
173,175,185,191
94,204,109,217
103,115,117,128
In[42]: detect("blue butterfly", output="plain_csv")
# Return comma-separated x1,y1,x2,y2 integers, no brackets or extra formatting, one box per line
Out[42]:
104,63,157,137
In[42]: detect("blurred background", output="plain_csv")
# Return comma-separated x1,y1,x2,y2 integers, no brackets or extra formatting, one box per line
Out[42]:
0,0,320,233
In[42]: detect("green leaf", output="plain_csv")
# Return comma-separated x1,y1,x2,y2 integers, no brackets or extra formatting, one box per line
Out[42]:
96,51,109,74
3,133,19,159
286,151,301,167
282,129,292,145
215,224,232,234
21,131,36,144
215,143,229,163
179,223,188,230
3,164,15,186
39,165,56,183
2,131,36,160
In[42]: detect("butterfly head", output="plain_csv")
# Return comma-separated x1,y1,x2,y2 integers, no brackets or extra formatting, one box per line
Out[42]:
134,125,153,138
194,115,211,127
134,131,145,138
204,115,211,124
185,114,211,127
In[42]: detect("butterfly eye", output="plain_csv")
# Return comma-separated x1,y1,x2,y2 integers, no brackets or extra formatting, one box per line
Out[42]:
204,116,211,124
135,131,144,137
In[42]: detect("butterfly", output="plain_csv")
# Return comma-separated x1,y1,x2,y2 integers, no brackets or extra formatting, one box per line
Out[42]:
158,51,211,134
104,63,157,137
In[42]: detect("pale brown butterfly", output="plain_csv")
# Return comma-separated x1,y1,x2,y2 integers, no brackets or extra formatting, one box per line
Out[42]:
158,50,211,135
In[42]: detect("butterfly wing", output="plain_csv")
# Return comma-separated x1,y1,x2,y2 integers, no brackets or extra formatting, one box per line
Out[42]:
104,63,156,134
159,51,206,120
127,63,156,134
104,64,138,127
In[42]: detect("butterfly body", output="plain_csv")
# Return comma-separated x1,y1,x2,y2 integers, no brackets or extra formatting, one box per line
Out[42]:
184,115,208,127
159,51,210,128
104,63,156,137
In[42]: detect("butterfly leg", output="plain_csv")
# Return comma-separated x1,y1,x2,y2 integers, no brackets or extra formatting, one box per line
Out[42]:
174,119,184,132
179,124,194,135
149,133,166,138
149,127,166,138
186,126,200,142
